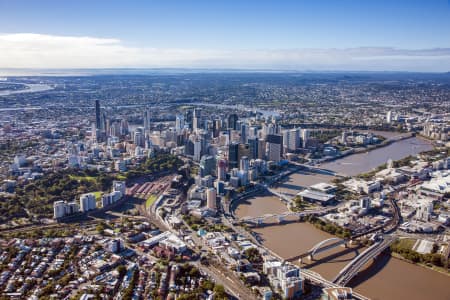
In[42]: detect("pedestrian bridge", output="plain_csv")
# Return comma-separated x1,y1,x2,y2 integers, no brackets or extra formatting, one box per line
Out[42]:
241,206,338,226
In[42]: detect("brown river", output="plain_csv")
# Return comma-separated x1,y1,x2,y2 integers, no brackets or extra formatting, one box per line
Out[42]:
233,137,449,300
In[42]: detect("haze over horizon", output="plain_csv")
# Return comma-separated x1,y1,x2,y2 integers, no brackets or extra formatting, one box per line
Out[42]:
1,0,450,72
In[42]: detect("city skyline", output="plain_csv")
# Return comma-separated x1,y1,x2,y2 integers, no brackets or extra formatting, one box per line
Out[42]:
1,0,450,71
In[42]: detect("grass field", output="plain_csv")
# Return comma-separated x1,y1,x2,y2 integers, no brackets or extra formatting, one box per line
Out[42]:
396,238,416,249
69,175,97,182
146,195,157,208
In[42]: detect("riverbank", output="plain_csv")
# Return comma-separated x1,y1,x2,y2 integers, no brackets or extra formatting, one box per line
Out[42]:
320,136,434,176
318,132,413,166
390,252,450,277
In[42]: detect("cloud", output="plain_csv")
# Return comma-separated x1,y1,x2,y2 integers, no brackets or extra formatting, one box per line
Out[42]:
0,33,450,71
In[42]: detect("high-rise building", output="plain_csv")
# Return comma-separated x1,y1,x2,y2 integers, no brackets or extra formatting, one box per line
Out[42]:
175,114,185,133
95,100,101,130
248,137,259,160
143,108,150,133
258,139,267,159
228,142,239,169
267,134,283,162
217,159,227,181
193,139,202,161
283,128,300,152
241,123,248,143
193,117,200,131
238,143,250,162
80,193,96,212
228,113,238,130
120,119,129,135
213,119,221,138
134,128,145,147
240,156,249,172
53,201,79,219
386,111,393,123
53,201,67,219
200,155,216,177
206,188,217,211
301,129,309,148
249,126,258,139
185,109,193,129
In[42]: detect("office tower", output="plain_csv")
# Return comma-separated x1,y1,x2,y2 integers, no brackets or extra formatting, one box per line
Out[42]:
241,123,248,143
185,109,193,129
102,112,107,131
248,137,259,160
301,129,309,148
92,123,98,142
213,119,221,138
120,119,129,135
143,108,150,133
192,108,201,131
206,188,217,210
200,155,216,177
217,159,227,181
228,113,238,130
249,126,258,139
193,139,202,161
258,139,267,159
185,139,195,156
175,114,185,133
267,134,283,162
104,117,111,137
80,193,96,212
95,100,101,130
240,156,249,172
238,143,250,162
193,108,201,118
228,142,239,169
386,111,393,123
193,116,199,131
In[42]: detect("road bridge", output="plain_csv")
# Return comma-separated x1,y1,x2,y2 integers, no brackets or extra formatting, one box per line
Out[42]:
333,235,395,286
241,205,339,226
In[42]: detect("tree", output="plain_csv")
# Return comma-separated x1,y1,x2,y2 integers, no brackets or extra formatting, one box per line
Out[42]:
214,284,227,299
116,265,127,277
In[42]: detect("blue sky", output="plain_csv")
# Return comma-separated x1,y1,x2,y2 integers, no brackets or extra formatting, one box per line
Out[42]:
0,0,449,71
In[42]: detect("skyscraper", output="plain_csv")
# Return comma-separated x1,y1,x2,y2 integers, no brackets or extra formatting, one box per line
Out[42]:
228,113,238,130
143,108,150,133
386,111,393,123
248,137,259,160
217,159,227,181
267,134,283,162
175,114,185,132
241,123,248,143
95,100,101,130
228,142,239,169
301,129,309,148
240,156,249,171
